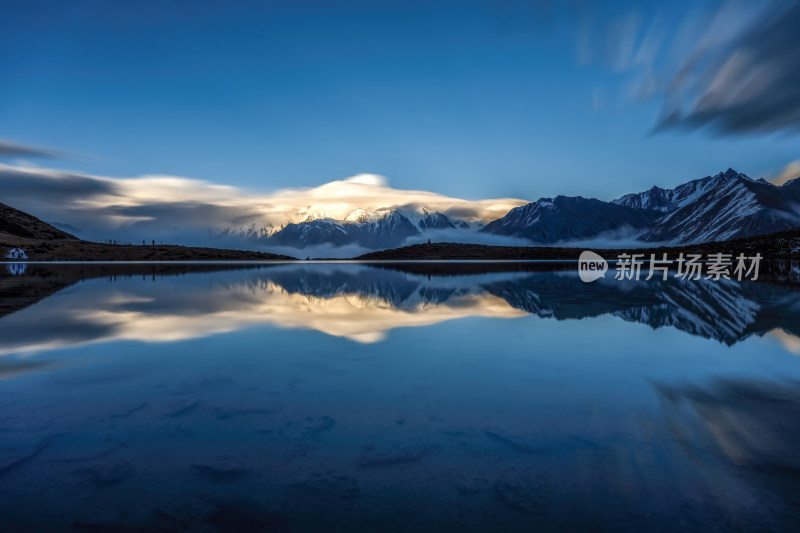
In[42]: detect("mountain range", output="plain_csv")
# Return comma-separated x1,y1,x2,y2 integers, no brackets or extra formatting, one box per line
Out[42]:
220,206,474,249
483,169,800,245
614,168,800,243
4,168,800,252
211,168,800,250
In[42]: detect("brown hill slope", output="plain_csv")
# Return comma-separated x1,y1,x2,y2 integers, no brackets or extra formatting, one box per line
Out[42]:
0,202,295,261
0,201,76,240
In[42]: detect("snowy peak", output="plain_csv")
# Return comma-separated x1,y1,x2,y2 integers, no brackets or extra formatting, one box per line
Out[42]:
634,168,800,244
397,207,456,231
722,167,744,179
341,207,455,230
214,221,281,240
264,206,463,249
613,185,676,212
302,211,334,223
344,209,382,224
613,168,755,213
484,168,800,246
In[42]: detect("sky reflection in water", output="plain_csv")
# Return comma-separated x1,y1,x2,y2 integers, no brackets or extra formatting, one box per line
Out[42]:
1,262,800,531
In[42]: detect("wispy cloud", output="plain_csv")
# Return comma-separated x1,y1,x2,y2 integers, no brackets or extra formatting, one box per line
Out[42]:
0,138,74,160
574,0,800,136
654,0,800,135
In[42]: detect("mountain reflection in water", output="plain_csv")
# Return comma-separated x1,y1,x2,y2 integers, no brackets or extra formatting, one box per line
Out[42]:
2,262,800,530
1,261,799,354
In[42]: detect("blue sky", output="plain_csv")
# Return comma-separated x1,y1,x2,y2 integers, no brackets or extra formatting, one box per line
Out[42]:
2,0,799,204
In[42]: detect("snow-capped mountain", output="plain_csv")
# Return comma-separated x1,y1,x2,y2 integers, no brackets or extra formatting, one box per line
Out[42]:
612,171,748,213
613,185,678,212
214,221,282,241
212,206,470,249
616,168,800,244
482,168,800,246
265,207,463,249
614,168,777,214
480,196,660,243
396,207,455,231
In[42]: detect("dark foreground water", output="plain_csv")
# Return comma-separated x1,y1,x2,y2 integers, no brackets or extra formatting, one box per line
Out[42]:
2,261,800,531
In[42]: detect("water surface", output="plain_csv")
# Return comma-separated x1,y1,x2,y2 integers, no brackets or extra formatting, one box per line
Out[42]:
1,261,800,531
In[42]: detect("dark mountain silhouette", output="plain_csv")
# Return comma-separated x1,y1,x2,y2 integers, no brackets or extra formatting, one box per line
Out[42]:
481,196,659,243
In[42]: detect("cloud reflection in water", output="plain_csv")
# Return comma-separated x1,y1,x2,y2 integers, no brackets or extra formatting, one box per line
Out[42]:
1,261,799,358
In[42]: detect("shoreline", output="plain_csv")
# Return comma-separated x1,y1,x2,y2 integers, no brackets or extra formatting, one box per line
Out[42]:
4,225,800,263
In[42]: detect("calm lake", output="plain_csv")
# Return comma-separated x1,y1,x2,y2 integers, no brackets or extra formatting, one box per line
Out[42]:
2,261,800,531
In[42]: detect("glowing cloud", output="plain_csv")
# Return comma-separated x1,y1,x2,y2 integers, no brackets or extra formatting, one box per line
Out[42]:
0,164,527,243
